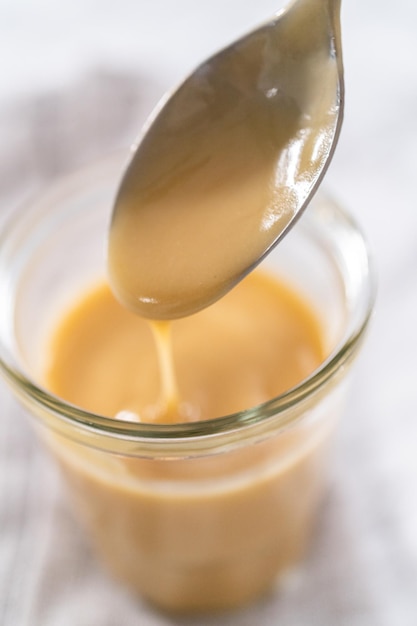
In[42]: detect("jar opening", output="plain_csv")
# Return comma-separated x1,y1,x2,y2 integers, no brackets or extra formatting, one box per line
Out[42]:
0,159,376,448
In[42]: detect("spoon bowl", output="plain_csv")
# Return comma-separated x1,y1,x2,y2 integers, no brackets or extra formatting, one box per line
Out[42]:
108,0,344,319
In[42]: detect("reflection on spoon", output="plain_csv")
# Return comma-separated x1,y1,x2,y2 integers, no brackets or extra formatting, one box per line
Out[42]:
108,0,344,320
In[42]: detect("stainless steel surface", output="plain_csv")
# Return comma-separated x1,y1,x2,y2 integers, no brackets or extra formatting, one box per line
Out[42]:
109,0,343,318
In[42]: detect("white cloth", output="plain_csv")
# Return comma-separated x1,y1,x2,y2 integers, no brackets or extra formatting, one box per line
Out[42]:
1,1,417,624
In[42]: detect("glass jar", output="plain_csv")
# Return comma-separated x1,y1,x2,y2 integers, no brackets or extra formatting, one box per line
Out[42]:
0,156,375,613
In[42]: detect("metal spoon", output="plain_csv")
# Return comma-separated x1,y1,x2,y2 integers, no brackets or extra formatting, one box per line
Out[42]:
108,0,344,320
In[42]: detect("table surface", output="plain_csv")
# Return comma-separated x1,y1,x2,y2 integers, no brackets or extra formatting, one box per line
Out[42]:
1,1,416,625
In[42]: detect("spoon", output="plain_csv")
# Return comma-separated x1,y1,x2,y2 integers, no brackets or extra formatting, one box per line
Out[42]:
108,0,344,320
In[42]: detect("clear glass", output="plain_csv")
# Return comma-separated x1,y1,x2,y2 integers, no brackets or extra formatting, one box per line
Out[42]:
0,156,375,613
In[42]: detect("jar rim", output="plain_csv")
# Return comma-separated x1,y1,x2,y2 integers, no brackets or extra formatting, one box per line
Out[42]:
0,157,377,448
